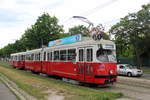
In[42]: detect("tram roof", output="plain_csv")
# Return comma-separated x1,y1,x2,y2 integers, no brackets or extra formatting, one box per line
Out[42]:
45,37,115,50
11,48,42,55
24,48,42,54
11,37,115,55
11,51,26,56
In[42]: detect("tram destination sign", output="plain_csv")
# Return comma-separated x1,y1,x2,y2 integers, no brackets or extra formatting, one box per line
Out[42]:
102,44,115,50
48,34,82,47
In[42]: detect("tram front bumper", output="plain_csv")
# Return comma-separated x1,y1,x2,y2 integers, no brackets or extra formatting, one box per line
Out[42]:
94,75,117,84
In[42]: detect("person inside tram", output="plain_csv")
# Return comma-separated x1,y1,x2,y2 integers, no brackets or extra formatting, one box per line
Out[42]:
96,48,108,62
96,48,116,62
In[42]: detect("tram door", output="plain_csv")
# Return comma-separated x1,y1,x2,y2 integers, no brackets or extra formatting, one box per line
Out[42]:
77,48,85,81
77,47,94,82
84,48,93,82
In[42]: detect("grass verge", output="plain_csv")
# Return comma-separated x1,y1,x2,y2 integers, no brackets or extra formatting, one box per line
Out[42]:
0,62,123,100
141,67,150,73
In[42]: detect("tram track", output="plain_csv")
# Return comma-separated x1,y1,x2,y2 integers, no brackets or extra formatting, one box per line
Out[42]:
95,76,150,100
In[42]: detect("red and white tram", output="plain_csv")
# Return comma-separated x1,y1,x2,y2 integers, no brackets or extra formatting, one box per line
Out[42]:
10,35,117,85
10,52,25,69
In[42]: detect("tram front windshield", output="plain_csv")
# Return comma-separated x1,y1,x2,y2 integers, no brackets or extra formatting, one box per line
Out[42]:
96,48,116,62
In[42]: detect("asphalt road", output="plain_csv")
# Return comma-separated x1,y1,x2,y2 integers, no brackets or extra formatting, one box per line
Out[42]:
141,73,150,79
0,81,18,100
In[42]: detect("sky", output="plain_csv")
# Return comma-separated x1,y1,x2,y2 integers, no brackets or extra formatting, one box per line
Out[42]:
0,0,149,48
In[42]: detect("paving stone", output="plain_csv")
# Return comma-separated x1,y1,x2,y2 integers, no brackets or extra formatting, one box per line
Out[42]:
0,82,17,100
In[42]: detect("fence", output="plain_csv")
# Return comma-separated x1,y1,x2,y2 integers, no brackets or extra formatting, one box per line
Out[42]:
117,57,150,67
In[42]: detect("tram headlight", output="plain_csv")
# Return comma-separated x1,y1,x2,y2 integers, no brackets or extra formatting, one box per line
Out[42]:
109,70,113,75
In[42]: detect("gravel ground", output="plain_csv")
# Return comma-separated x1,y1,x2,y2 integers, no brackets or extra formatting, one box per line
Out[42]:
98,76,150,100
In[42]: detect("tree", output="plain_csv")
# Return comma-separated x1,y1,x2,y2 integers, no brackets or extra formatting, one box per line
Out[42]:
68,25,110,40
21,13,64,49
68,25,89,36
0,13,67,58
109,4,150,67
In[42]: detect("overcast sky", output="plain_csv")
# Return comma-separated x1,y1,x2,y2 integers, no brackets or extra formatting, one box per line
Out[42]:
0,0,149,48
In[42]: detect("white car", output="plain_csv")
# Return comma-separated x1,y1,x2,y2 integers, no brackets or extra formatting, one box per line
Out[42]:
117,64,143,77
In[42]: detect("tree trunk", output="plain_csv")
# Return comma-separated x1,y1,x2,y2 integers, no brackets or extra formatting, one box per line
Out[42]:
135,48,142,68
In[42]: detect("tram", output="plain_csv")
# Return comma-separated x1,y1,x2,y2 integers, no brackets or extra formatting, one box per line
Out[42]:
10,52,25,69
10,34,117,85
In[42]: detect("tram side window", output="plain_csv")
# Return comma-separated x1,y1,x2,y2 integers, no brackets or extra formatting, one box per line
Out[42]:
33,54,35,61
38,53,41,61
43,52,46,61
47,52,52,61
31,54,34,61
17,55,20,61
15,56,17,61
60,50,67,61
28,54,32,61
25,55,27,60
47,52,50,61
35,53,39,61
27,55,30,61
54,51,59,61
25,55,28,60
17,55,19,60
19,55,22,60
50,52,53,61
29,54,31,60
86,48,93,62
11,56,12,60
36,53,38,61
20,55,22,60
21,55,23,61
23,55,25,60
17,56,19,61
16,56,19,61
35,54,37,61
27,55,29,60
29,54,31,61
68,49,76,62
79,49,84,61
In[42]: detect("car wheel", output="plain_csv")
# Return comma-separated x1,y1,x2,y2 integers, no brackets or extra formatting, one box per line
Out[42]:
127,72,132,77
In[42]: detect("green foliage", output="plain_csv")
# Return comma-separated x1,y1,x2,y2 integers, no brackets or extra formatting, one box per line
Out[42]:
68,25,89,36
109,4,150,67
102,32,110,40
68,25,110,40
109,4,150,62
21,13,64,50
142,67,150,73
0,13,66,57
0,40,26,57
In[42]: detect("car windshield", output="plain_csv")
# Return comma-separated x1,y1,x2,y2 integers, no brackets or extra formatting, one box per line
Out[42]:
126,65,137,69
96,48,116,62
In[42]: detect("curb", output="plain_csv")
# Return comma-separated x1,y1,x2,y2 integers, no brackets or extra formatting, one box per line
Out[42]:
0,73,37,100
